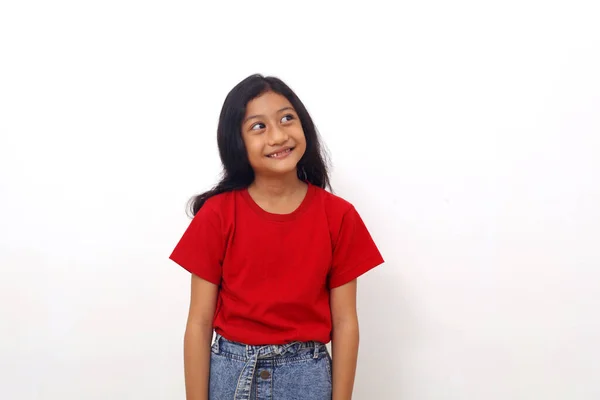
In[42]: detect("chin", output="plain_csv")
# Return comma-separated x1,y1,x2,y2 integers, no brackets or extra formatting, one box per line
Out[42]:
266,166,298,176
259,161,300,177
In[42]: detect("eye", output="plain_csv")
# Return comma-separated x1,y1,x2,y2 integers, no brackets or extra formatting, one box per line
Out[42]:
281,114,295,123
250,122,265,131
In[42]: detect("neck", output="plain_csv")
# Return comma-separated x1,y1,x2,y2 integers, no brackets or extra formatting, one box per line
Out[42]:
250,170,305,197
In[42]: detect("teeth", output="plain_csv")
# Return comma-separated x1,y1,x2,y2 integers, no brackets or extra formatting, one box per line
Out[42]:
268,149,291,157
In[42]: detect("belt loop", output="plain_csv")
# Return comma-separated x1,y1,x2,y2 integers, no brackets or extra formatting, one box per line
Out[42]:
213,333,221,354
313,343,319,359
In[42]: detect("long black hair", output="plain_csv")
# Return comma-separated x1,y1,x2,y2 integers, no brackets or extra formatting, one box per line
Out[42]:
187,74,331,217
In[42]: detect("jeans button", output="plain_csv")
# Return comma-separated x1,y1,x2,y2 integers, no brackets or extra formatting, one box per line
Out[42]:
260,370,271,379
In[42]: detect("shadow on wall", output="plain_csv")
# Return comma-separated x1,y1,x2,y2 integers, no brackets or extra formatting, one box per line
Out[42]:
353,271,418,399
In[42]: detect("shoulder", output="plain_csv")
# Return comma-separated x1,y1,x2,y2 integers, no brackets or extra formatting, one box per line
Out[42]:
312,185,356,221
194,190,238,224
203,190,236,209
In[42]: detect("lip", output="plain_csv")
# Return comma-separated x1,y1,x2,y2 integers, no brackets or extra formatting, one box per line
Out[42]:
265,147,294,159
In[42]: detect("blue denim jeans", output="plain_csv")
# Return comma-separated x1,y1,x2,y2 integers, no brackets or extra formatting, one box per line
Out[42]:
209,333,333,400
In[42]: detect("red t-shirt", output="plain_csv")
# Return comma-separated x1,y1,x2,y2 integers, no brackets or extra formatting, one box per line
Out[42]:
169,183,384,345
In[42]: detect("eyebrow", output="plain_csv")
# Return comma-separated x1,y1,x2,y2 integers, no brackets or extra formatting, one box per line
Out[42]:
244,106,295,123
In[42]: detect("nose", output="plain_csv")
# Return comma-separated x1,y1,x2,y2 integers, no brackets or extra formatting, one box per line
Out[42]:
267,124,288,146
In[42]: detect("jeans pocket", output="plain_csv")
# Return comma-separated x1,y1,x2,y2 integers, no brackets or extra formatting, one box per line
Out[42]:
209,352,242,400
324,352,333,386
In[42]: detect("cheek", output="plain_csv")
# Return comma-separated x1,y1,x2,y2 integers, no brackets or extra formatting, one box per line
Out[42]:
243,137,264,162
294,130,307,151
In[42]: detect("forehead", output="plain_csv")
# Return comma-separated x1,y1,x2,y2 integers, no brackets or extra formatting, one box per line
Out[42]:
245,91,293,116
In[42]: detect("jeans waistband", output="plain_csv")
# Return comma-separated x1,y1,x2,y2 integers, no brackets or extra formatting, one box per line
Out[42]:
212,333,325,360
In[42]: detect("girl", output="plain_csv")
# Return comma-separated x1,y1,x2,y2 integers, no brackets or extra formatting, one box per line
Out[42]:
170,74,384,400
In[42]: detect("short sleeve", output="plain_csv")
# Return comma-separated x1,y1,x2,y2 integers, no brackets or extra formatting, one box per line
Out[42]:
328,206,384,289
169,203,224,286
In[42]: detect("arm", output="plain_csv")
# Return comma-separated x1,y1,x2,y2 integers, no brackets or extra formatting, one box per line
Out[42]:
330,279,360,400
183,274,219,400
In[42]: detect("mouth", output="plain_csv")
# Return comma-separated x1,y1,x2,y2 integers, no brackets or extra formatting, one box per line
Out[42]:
266,147,294,159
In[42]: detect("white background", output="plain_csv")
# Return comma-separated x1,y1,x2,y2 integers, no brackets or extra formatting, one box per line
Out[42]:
1,1,599,399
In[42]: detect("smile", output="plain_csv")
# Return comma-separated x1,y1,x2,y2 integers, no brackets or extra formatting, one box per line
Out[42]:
266,148,294,159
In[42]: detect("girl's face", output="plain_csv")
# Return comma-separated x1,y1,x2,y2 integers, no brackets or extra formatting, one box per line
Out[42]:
241,91,307,178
